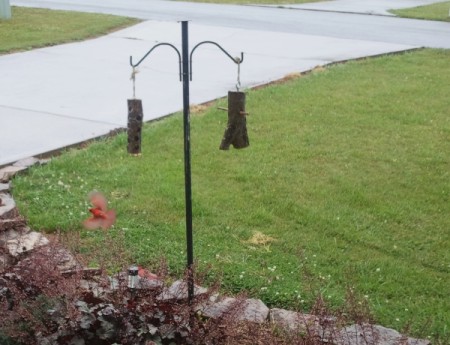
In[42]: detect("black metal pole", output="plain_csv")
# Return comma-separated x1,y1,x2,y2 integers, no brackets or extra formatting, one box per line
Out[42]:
181,21,194,303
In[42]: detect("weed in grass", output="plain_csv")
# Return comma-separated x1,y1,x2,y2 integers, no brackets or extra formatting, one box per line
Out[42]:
12,49,450,342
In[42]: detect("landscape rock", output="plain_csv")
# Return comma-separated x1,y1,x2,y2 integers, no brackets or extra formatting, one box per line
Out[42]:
0,183,10,192
0,216,27,232
201,296,239,319
201,296,269,323
0,228,21,245
6,231,50,256
270,308,336,338
47,247,81,272
0,165,27,182
334,324,431,345
80,279,107,298
0,252,14,272
12,157,41,168
0,193,19,219
137,275,164,290
157,279,208,301
238,298,269,322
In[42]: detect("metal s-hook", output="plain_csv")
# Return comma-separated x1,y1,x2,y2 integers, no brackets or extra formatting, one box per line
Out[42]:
130,66,138,99
235,57,241,91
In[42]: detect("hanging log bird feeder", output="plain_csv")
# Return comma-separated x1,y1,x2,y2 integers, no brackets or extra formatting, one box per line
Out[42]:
219,91,249,150
127,99,143,155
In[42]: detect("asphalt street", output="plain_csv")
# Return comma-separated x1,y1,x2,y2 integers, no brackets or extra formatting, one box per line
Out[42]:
1,0,449,166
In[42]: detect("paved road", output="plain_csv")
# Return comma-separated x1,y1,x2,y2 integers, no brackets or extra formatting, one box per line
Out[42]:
1,0,449,166
275,0,449,16
12,0,450,48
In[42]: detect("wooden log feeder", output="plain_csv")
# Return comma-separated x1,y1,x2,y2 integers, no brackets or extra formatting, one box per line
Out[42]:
127,99,144,155
219,91,249,150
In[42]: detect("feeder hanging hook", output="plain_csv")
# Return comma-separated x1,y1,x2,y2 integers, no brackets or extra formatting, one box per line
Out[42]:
130,67,139,99
235,57,241,91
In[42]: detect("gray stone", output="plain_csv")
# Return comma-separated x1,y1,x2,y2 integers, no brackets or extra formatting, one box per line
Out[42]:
157,279,208,301
334,324,431,345
238,298,269,323
201,297,269,323
13,157,40,168
50,247,81,272
201,296,238,319
0,252,14,272
0,228,20,242
6,231,50,256
0,216,26,232
0,183,10,192
137,275,164,290
0,193,18,219
80,279,107,298
270,308,335,337
0,165,27,182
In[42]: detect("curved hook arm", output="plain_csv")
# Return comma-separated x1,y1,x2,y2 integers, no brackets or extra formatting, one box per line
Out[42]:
130,43,182,81
189,41,244,81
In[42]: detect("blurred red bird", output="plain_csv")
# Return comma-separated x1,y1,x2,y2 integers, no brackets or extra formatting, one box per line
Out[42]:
83,191,116,230
138,266,158,280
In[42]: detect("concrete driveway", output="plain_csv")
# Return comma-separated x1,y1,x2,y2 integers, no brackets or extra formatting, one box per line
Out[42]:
1,0,448,166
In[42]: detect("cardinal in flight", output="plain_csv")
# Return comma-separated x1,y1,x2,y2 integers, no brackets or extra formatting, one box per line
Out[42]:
83,191,116,230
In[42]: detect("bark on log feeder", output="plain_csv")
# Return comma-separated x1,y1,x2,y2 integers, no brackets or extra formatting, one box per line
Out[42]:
127,99,144,155
219,91,249,150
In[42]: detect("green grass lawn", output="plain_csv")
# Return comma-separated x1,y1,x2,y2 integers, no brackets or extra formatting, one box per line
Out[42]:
390,1,450,22
0,7,140,54
12,49,450,343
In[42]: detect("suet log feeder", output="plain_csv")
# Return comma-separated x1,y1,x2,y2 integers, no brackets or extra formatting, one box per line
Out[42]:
127,99,143,155
220,91,249,150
